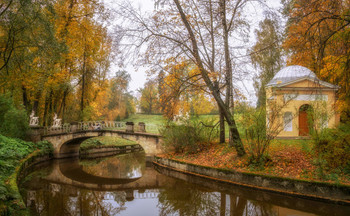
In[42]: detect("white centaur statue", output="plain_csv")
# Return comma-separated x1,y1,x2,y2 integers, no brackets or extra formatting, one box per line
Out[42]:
52,113,62,128
29,110,39,126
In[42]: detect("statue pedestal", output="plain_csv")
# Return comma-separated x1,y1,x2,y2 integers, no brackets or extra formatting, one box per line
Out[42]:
138,122,146,132
70,122,78,132
126,122,134,133
28,126,44,142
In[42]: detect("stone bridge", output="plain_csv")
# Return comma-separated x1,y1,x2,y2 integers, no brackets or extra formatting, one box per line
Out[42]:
40,129,162,158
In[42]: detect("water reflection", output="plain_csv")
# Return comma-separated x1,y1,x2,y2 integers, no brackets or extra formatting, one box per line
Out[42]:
19,152,350,216
79,152,145,179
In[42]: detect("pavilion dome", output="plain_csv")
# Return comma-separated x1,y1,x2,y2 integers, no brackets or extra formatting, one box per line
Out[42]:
267,65,317,86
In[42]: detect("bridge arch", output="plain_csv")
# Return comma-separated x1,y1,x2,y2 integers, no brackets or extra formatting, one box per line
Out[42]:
41,130,162,158
59,136,96,158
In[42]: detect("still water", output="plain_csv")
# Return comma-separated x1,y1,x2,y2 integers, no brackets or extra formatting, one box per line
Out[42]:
19,151,350,216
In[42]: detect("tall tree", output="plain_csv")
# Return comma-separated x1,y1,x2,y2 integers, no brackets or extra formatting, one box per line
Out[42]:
283,0,350,120
117,0,256,156
139,80,159,114
158,59,213,119
250,14,284,107
55,0,112,121
0,0,115,125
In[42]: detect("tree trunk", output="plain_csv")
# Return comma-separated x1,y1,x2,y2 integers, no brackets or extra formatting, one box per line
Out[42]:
22,85,29,111
43,90,52,126
81,50,86,113
48,90,53,125
173,0,246,156
219,106,225,143
58,89,68,122
220,0,235,147
32,91,41,114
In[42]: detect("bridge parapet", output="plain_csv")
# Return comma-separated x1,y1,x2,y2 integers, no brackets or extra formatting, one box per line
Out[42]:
44,123,72,135
43,121,126,135
41,121,160,136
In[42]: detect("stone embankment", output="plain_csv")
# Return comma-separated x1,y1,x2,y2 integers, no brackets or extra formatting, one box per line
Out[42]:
153,156,350,205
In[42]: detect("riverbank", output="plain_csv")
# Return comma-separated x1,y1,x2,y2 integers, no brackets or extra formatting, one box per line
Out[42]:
0,135,142,215
0,135,53,215
155,142,350,204
154,156,350,205
159,141,350,185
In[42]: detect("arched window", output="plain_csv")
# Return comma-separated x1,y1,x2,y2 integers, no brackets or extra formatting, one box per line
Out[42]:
284,112,293,131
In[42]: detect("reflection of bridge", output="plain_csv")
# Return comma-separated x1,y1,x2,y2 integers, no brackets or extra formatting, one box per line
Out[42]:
133,189,159,199
30,121,162,158
42,159,171,191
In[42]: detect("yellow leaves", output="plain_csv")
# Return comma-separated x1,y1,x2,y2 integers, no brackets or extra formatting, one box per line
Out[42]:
192,94,215,115
284,0,350,118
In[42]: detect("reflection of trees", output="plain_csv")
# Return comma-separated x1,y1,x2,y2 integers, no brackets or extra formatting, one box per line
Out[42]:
158,180,278,216
26,183,127,216
229,195,277,216
80,151,146,179
229,195,247,216
158,181,221,215
245,200,277,216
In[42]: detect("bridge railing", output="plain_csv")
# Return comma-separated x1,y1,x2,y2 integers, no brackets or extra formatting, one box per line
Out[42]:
77,121,126,131
44,123,71,135
43,121,160,135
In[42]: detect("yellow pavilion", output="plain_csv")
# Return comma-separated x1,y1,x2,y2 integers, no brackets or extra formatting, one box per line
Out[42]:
265,65,340,138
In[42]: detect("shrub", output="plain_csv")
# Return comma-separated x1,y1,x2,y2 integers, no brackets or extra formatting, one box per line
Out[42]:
312,123,350,173
0,95,28,139
237,107,281,167
239,107,267,166
0,95,12,123
2,108,28,139
160,117,218,154
0,135,53,206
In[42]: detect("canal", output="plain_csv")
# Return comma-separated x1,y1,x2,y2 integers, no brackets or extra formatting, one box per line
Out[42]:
19,151,350,215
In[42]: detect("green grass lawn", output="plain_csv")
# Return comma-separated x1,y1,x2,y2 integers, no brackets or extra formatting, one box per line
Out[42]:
122,113,242,135
123,114,167,125
80,136,138,151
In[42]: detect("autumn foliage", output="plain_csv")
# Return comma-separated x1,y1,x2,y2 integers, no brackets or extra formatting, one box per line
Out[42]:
158,59,215,119
283,0,350,120
0,0,133,124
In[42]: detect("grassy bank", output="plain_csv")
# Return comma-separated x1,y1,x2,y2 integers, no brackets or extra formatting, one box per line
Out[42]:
0,135,53,215
80,136,138,152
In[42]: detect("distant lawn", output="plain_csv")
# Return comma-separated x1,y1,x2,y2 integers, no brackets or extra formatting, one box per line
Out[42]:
80,136,138,152
122,113,242,135
123,114,167,125
123,114,167,134
122,114,313,151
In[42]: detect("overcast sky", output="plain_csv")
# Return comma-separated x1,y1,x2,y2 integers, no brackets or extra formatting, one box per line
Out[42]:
105,0,284,104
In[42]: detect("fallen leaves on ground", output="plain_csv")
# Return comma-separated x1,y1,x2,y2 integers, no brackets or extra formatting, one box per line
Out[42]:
159,142,350,185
